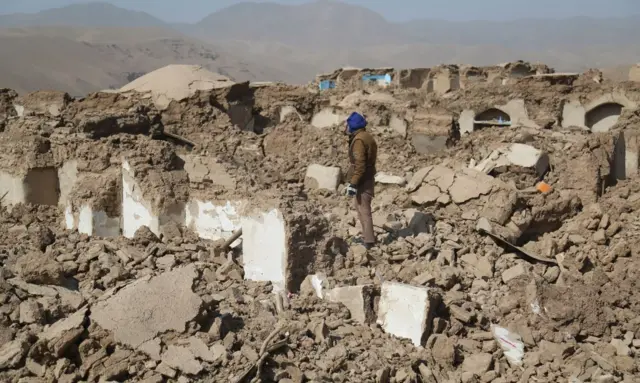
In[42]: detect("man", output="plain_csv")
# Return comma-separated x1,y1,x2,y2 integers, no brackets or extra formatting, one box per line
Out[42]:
344,112,378,249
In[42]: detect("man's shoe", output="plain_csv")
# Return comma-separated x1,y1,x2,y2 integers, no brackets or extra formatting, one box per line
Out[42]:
364,242,375,250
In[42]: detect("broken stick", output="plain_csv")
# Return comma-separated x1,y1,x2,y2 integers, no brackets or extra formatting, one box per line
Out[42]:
221,228,243,251
478,228,558,265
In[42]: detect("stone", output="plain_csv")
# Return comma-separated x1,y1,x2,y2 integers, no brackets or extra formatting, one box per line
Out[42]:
502,264,528,284
406,166,432,192
91,265,203,351
593,229,607,245
14,251,65,286
305,164,341,191
476,218,493,233
448,171,494,204
40,308,87,357
155,362,177,378
19,300,44,324
155,254,176,270
610,339,631,356
376,282,440,346
462,353,493,376
161,345,203,375
325,285,376,324
0,336,31,370
412,184,442,205
186,337,215,363
375,172,406,186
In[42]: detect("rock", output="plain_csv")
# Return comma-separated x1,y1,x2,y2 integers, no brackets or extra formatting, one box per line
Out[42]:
610,339,631,356
19,300,44,324
502,264,529,284
325,285,376,324
406,166,433,192
186,337,215,363
449,171,493,204
0,336,32,370
14,251,65,286
91,265,203,352
305,164,341,191
412,184,442,205
161,345,203,375
40,308,87,357
156,254,176,270
377,282,440,346
476,218,492,233
155,362,177,378
461,353,493,376
593,229,607,245
375,172,406,186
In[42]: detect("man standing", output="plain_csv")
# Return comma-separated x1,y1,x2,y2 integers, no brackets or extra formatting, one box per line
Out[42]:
345,112,378,249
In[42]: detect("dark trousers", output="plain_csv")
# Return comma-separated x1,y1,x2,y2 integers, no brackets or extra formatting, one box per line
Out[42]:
354,178,375,244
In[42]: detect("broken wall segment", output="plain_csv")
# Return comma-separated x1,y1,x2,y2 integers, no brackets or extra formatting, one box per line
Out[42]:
121,160,186,239
184,200,243,241
562,93,637,132
410,111,454,154
305,164,341,192
376,282,440,347
0,167,60,209
325,285,376,325
471,143,550,177
63,169,121,237
13,91,72,118
242,204,329,293
90,264,203,352
459,99,539,135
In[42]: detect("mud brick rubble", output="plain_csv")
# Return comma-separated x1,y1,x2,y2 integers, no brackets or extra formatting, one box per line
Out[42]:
1,62,640,383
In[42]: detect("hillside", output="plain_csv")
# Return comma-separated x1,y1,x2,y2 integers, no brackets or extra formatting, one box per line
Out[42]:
0,2,167,28
0,26,288,95
0,0,638,93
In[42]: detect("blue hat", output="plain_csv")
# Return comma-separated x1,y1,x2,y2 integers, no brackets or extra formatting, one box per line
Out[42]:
346,112,367,134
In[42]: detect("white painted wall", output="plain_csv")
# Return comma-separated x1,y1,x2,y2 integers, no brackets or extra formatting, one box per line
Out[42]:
241,209,287,292
0,171,26,207
122,160,160,238
184,200,242,241
377,282,433,347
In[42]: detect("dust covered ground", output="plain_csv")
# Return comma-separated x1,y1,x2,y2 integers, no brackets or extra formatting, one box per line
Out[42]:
1,64,640,383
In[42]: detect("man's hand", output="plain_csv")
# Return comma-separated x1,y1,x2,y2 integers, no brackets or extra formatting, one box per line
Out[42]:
345,184,357,197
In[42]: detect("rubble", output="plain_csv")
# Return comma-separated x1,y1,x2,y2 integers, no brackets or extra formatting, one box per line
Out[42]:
1,61,640,382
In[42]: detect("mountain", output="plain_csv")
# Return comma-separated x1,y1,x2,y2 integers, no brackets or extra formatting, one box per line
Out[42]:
0,0,638,94
188,0,404,49
0,26,288,95
399,16,640,49
0,2,167,28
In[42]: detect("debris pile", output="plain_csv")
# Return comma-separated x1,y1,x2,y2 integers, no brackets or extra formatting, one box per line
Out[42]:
1,62,640,383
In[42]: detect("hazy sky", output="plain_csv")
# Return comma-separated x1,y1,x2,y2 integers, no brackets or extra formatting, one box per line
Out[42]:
1,0,639,23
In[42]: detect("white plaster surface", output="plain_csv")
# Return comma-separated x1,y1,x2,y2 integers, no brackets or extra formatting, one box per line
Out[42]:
122,161,160,238
184,200,242,241
78,205,120,237
0,171,26,207
561,99,586,128
241,209,287,292
377,282,433,347
504,144,550,176
57,161,79,206
459,109,475,135
311,108,343,129
305,164,341,191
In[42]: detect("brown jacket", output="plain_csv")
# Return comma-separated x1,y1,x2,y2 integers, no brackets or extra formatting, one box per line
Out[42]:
348,129,377,185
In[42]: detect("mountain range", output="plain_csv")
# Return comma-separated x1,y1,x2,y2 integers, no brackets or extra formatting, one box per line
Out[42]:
0,1,638,95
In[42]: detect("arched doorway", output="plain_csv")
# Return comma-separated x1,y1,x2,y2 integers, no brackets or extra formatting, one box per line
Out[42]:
585,103,623,133
473,108,511,130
